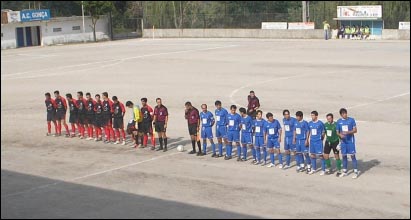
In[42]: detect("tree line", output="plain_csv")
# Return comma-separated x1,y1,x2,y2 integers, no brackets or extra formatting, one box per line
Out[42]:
1,1,410,29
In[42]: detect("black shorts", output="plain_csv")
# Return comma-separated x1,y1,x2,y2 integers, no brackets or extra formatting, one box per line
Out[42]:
78,113,86,124
86,114,95,125
55,111,66,120
188,124,198,136
47,112,56,122
102,114,112,127
113,117,124,129
140,122,152,134
69,113,78,124
155,121,166,132
95,116,105,127
324,140,339,154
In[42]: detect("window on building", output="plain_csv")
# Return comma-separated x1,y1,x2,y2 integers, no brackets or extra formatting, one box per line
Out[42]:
53,28,62,32
72,26,80,31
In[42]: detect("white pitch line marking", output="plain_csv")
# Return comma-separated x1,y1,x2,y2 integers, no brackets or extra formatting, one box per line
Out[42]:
2,44,238,80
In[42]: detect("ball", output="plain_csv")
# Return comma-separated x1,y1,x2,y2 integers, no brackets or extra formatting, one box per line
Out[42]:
177,145,185,152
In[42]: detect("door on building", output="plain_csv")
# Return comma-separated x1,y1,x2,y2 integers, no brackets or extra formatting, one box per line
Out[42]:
16,27,24,48
16,26,41,48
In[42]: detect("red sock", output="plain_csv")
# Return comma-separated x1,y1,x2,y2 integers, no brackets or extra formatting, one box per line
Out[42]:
57,122,61,134
151,135,156,147
121,129,126,141
115,130,120,141
106,127,111,141
96,127,100,138
47,121,51,133
64,124,69,134
143,135,148,146
71,124,76,134
88,127,93,138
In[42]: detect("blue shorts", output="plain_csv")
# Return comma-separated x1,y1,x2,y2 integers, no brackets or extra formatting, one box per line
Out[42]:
267,138,280,149
309,140,323,155
296,139,308,153
201,126,213,139
227,130,240,142
254,136,264,147
215,125,227,139
241,132,253,145
341,142,356,155
284,136,296,151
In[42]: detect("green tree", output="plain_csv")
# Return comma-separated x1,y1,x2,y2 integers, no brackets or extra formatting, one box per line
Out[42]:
83,1,114,41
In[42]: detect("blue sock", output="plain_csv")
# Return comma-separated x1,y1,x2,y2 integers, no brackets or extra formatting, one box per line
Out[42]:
343,155,348,170
242,146,247,159
305,153,311,165
252,148,256,160
202,141,207,154
270,153,274,164
256,148,261,162
286,154,291,166
311,157,317,170
300,153,304,164
226,144,230,156
321,158,326,171
263,148,267,162
351,155,358,170
279,153,283,165
237,146,241,157
229,144,233,157
296,154,300,166
211,143,216,154
218,143,223,156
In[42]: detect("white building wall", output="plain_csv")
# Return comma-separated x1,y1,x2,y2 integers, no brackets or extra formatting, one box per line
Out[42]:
1,15,110,49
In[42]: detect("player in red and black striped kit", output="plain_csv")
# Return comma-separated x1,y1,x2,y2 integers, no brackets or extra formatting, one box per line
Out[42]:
66,93,79,137
140,98,155,149
54,90,70,137
85,93,96,140
112,96,126,145
76,91,88,139
102,92,115,143
94,94,104,141
45,92,58,136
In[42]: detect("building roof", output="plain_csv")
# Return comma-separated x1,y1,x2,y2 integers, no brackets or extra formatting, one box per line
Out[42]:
333,17,383,21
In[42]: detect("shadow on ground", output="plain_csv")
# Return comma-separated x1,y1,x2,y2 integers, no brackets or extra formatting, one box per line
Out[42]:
1,170,260,219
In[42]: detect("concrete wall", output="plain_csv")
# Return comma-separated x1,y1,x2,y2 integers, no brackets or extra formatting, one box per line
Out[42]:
1,16,109,49
382,29,410,40
143,29,324,39
143,28,410,40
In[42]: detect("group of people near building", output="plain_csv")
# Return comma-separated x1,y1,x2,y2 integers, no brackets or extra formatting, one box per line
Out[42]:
337,25,371,39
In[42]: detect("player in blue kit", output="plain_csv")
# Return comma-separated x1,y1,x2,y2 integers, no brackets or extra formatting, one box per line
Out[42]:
293,111,310,173
200,104,216,156
282,109,297,169
308,111,326,175
214,101,228,158
253,110,266,164
265,112,283,168
336,108,360,179
239,108,253,161
225,105,242,160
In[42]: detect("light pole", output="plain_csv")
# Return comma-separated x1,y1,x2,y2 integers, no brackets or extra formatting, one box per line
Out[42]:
82,1,86,43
